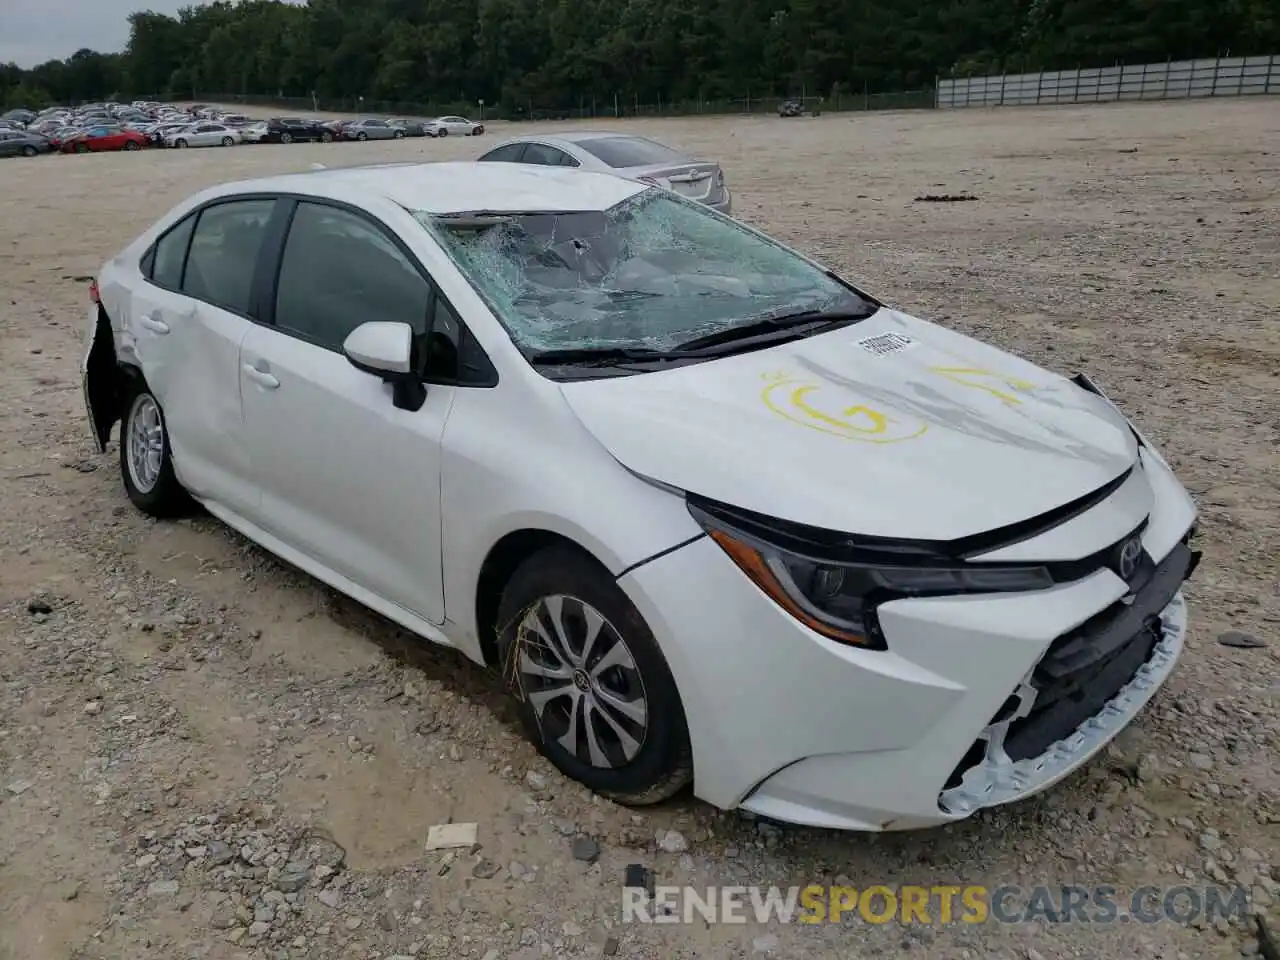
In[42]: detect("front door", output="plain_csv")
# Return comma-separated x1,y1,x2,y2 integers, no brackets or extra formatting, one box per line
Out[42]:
238,199,452,624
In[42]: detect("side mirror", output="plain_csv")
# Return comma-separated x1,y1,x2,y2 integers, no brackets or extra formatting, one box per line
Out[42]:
342,321,426,411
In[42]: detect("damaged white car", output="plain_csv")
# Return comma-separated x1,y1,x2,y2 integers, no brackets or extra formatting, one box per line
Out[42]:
83,161,1201,831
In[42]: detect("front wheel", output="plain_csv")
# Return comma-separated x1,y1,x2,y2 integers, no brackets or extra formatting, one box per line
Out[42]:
437,128,448,137
280,131,293,144
175,139,188,149
119,382,190,517
357,131,368,141
222,136,235,147
21,145,37,157
75,143,90,154
472,125,484,135
496,546,693,805
321,131,333,143
394,130,404,139
124,140,140,151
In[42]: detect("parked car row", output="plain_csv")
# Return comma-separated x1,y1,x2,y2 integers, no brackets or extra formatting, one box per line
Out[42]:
2,99,486,158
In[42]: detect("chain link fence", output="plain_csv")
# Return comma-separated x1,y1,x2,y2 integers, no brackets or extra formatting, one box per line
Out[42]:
175,87,935,122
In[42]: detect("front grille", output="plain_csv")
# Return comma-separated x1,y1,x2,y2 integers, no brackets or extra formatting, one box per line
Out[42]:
1001,541,1197,762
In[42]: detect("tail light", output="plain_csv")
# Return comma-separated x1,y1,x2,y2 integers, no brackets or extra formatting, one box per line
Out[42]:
88,280,100,304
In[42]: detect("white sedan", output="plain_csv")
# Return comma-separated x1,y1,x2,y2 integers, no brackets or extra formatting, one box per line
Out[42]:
82,162,1200,831
165,122,241,148
425,115,484,137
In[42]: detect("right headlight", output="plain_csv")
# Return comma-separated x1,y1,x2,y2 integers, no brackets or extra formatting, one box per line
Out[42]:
688,501,1054,650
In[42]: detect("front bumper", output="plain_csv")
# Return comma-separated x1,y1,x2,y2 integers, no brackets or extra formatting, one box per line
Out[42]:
618,452,1197,831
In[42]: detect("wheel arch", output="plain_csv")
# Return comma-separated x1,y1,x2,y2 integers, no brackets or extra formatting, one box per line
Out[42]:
473,528,614,668
85,303,144,451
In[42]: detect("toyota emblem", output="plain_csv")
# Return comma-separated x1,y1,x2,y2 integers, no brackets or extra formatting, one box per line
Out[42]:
1116,536,1143,581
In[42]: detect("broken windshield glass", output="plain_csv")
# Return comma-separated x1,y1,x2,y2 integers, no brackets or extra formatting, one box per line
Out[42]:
416,191,874,355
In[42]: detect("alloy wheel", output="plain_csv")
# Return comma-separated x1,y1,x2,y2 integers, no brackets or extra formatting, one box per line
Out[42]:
515,595,649,769
126,393,164,494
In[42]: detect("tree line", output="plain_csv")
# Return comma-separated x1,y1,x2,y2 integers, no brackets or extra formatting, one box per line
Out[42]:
3,0,1277,113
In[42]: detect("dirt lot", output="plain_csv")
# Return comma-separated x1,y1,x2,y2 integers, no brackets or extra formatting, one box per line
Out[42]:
1,98,1277,960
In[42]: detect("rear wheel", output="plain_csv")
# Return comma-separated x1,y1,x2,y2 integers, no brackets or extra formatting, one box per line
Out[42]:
119,382,190,517
21,145,36,157
472,125,484,135
496,546,693,805
280,131,293,144
357,131,368,141
221,136,234,147
175,139,188,149
394,130,405,139
321,131,333,143
75,142,90,154
437,128,448,137
124,140,140,151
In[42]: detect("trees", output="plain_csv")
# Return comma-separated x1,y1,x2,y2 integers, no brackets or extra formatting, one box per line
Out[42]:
0,0,1276,111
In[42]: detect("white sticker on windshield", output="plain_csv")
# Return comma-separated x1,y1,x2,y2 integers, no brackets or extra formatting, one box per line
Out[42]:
856,332,916,357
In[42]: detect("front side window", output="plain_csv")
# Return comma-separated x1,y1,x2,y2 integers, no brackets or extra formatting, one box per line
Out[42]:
419,190,871,355
150,213,197,289
274,202,430,350
182,199,275,314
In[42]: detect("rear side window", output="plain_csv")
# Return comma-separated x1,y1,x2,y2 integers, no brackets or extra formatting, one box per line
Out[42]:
274,201,430,350
182,199,275,314
576,136,688,168
479,143,525,162
150,214,197,289
521,143,573,166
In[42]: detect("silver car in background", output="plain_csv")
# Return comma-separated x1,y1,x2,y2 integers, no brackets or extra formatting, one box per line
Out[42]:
425,116,485,137
476,131,731,214
342,119,406,141
165,122,242,149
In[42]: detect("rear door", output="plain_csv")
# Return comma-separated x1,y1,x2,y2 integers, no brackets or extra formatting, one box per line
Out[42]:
238,198,456,623
129,196,279,515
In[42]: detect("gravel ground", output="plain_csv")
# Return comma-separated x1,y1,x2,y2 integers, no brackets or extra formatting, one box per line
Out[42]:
1,98,1277,960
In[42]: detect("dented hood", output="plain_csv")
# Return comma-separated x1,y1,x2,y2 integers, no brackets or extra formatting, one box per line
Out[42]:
558,309,1139,541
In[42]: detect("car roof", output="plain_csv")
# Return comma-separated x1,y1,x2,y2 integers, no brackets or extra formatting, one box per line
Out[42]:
210,160,646,215
538,130,649,144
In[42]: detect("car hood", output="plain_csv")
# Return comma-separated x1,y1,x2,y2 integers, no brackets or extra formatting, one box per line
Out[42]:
558,309,1139,540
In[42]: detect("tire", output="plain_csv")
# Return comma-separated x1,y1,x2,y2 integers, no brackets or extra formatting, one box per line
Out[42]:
175,139,188,149
21,145,36,157
321,131,333,143
394,130,404,139
496,546,693,806
357,131,367,141
75,143,90,154
472,126,484,135
437,128,448,137
280,132,293,144
124,140,140,151
119,381,190,518
221,136,234,147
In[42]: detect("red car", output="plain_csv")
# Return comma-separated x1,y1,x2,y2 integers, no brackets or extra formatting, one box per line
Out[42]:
62,125,148,154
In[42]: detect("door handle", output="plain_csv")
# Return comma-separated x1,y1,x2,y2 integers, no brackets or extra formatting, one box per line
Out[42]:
140,313,170,334
243,363,279,389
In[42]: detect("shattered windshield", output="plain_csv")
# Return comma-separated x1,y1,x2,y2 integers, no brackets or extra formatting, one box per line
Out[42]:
417,190,871,355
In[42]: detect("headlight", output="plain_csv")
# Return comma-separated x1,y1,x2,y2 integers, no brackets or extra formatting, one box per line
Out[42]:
689,502,1054,649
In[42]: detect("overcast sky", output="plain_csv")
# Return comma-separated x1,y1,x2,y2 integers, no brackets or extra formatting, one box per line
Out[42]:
0,0,300,68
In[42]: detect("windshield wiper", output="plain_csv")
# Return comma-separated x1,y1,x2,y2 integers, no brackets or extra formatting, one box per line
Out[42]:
527,346,696,367
672,306,875,353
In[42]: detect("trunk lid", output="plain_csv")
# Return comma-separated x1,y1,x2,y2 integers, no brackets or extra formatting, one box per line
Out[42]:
627,161,725,203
